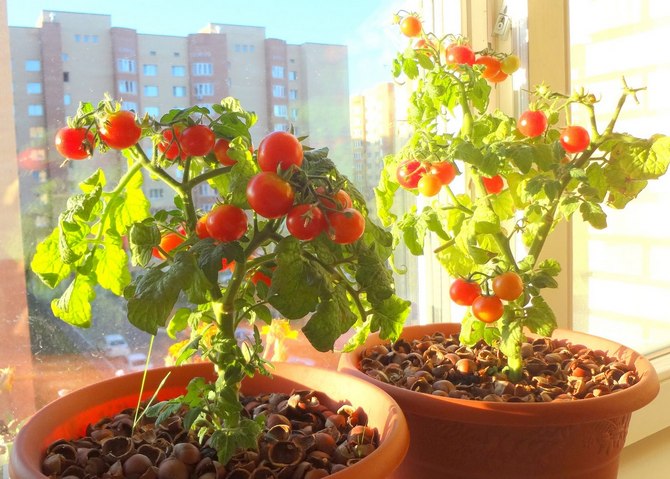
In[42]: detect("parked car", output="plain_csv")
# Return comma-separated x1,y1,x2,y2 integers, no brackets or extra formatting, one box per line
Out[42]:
115,353,152,376
98,334,130,358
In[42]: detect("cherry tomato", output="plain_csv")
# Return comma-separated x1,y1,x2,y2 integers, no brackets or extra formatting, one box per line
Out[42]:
206,204,248,242
316,187,353,211
213,138,236,166
251,270,272,287
429,162,457,186
195,215,210,239
54,127,95,160
158,126,184,161
445,44,475,66
471,295,504,323
327,208,365,244
400,16,422,37
257,131,303,172
488,69,508,84
98,110,141,150
449,278,481,306
517,110,548,138
286,204,327,241
492,271,524,301
500,54,521,75
474,55,501,80
246,172,295,219
560,125,590,153
482,175,504,194
180,125,215,157
396,159,427,189
220,258,236,272
152,232,184,259
418,173,442,197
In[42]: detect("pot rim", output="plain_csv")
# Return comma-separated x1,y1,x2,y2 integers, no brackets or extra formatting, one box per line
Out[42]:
338,322,660,426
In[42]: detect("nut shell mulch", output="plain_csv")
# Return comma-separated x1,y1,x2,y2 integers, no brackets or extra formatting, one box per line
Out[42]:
358,331,640,402
40,390,378,479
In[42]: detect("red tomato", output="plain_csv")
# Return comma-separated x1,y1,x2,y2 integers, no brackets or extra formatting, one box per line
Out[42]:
517,110,548,138
213,138,236,166
474,55,501,80
286,204,327,241
220,258,236,272
180,125,215,157
246,172,295,219
445,44,475,66
560,125,590,153
449,278,481,306
471,295,504,323
257,131,303,172
492,271,524,301
152,232,184,259
417,173,442,197
316,187,353,211
400,16,422,37
482,175,504,194
327,208,365,245
54,127,95,160
195,215,210,239
396,159,427,189
98,110,141,150
429,162,457,186
488,69,508,84
251,270,272,287
158,126,184,161
206,204,248,242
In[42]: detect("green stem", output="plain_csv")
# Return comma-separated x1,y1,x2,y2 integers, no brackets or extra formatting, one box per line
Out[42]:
185,166,233,190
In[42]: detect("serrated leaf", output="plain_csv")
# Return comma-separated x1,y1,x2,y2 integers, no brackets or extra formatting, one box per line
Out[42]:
369,295,411,341
579,201,607,229
524,296,557,336
51,274,96,327
31,227,74,288
129,221,161,267
302,291,356,352
95,240,131,296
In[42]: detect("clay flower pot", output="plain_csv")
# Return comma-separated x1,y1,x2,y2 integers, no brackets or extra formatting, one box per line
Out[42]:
338,323,660,479
10,362,409,479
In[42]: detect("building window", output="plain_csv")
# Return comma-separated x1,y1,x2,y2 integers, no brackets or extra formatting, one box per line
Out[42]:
25,60,41,72
74,34,81,42
148,188,164,199
272,85,285,98
117,58,136,73
289,89,298,100
28,104,44,116
273,123,288,132
29,126,46,140
249,45,255,53
271,66,284,79
144,85,159,97
143,64,158,76
91,35,99,43
64,94,71,106
122,101,138,111
192,63,213,76
150,50,157,56
144,106,160,117
194,83,213,97
290,108,299,121
119,80,137,94
174,52,180,57
63,72,69,82
273,105,288,118
62,53,69,62
173,86,187,97
26,82,42,94
172,65,186,77
288,71,297,81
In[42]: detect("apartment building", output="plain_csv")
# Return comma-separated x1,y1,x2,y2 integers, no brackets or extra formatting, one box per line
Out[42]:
9,10,351,231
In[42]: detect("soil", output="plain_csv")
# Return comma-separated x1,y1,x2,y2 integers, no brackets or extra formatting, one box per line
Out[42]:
358,331,640,402
39,389,378,479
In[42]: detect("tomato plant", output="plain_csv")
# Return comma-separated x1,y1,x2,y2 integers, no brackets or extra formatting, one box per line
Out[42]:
400,15,422,37
257,131,303,172
492,271,524,301
471,295,504,323
449,278,481,306
500,54,521,74
98,110,141,150
157,126,184,161
152,232,184,259
246,172,295,219
316,187,353,211
417,173,442,197
180,125,215,157
396,159,426,189
54,127,95,160
327,208,365,244
286,204,326,241
560,125,590,153
206,204,248,242
517,110,548,138
195,215,210,239
250,270,272,287
445,44,475,66
213,138,236,166
474,55,501,80
429,162,457,185
482,175,504,194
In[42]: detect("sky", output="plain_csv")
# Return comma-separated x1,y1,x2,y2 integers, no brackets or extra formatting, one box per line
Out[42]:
6,0,409,95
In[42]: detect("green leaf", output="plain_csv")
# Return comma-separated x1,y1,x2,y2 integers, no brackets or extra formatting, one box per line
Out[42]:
416,52,434,70
499,312,523,364
471,199,500,234
94,239,131,296
459,311,484,346
369,295,411,341
302,291,357,352
31,228,74,288
166,308,192,339
51,274,97,327
579,201,607,229
210,417,264,465
129,221,161,267
524,296,557,336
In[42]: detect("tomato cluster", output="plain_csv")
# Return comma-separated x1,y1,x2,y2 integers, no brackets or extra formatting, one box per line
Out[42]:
449,271,524,323
396,160,457,197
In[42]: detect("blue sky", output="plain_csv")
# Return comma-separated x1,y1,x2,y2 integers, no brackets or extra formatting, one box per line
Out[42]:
7,0,408,95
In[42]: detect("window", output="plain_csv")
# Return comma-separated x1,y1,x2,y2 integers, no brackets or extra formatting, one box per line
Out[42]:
117,58,136,73
172,65,186,77
173,86,187,97
28,104,44,116
26,82,42,94
122,101,138,111
290,108,299,120
143,64,157,76
62,53,69,62
192,63,213,76
273,104,288,118
288,71,297,80
194,83,213,97
272,85,285,98
119,80,137,94
144,85,159,97
144,106,160,117
63,72,69,82
289,89,298,100
64,94,71,106
148,188,164,199
271,66,284,79
29,126,45,140
273,123,288,132
25,60,40,72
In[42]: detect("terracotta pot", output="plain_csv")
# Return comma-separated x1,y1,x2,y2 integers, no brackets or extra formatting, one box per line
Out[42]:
10,362,409,478
338,323,660,479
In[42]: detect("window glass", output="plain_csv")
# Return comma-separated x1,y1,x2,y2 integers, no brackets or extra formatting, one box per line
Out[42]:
271,65,284,79
171,65,186,76
143,64,157,76
173,85,187,97
272,84,285,97
117,58,136,73
144,85,159,97
26,82,41,94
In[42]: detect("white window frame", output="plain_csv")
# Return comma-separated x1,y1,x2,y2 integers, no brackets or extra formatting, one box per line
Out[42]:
171,65,186,77
143,85,159,97
272,84,285,98
192,62,213,76
117,58,136,73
